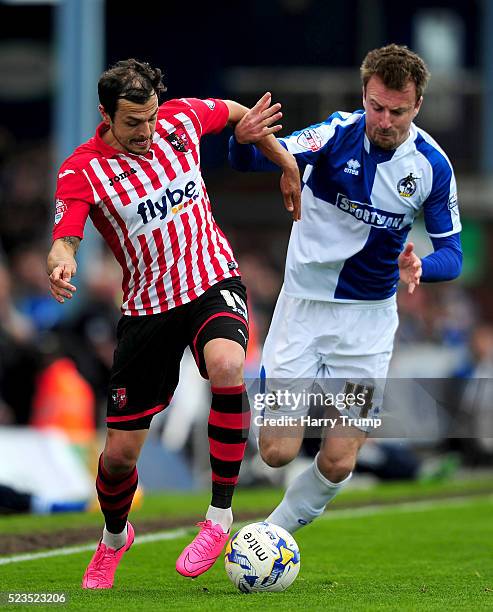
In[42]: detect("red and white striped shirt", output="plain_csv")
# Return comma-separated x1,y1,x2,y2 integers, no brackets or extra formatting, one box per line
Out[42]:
53,98,240,316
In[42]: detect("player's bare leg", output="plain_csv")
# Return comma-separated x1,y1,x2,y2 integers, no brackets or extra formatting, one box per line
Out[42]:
176,338,251,578
318,423,366,482
82,428,148,589
258,421,306,468
266,421,366,533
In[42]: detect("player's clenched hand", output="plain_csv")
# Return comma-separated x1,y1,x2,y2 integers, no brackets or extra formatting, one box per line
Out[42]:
398,242,422,294
234,92,282,144
48,262,77,303
280,164,302,221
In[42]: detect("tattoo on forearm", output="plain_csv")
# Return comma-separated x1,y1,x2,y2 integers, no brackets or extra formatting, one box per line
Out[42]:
62,236,81,255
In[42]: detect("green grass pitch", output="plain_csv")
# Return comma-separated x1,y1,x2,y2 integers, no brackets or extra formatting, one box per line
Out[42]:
1,482,492,611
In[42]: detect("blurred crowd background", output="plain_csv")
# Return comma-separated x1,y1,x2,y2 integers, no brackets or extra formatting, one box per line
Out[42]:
1,0,493,504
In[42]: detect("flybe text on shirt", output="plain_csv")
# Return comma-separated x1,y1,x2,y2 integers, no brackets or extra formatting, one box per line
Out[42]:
136,180,199,224
335,193,405,229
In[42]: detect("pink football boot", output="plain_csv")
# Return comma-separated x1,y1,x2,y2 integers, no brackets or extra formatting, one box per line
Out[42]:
176,520,229,578
82,522,135,589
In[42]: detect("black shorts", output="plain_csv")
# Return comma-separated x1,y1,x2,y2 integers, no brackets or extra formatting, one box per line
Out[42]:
106,278,249,430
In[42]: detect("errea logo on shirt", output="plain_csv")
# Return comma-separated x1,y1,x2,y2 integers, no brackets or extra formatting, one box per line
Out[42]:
344,159,360,175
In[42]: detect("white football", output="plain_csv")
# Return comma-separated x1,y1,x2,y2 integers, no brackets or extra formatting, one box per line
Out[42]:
224,521,300,593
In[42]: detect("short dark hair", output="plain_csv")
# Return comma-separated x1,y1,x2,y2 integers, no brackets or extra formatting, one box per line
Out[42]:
360,44,430,101
98,58,167,119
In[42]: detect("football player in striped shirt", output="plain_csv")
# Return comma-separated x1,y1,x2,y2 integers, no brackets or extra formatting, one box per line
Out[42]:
229,44,462,534
47,59,301,588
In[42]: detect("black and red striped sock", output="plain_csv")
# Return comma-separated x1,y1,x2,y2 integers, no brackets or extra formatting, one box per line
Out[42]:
96,454,138,534
208,384,251,509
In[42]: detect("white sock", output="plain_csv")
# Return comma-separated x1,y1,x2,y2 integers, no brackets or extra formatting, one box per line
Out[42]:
267,453,352,533
206,505,233,533
102,523,127,550
30,496,51,515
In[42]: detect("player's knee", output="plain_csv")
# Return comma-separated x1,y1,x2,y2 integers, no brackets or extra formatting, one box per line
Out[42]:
207,353,244,387
259,439,297,468
103,446,139,475
317,454,354,483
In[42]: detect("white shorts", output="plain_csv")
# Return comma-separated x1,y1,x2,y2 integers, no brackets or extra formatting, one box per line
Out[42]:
259,288,398,430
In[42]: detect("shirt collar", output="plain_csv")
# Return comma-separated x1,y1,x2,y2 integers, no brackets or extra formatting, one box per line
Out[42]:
363,118,417,163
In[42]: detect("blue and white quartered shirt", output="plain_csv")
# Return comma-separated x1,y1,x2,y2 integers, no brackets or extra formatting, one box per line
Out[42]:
229,110,462,302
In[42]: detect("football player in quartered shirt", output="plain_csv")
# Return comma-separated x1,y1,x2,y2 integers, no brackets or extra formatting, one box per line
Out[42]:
229,44,462,534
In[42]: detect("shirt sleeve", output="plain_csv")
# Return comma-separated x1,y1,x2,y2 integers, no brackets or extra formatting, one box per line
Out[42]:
228,135,287,172
52,166,93,241
423,157,461,238
229,111,355,172
421,234,463,282
278,111,354,166
182,98,229,137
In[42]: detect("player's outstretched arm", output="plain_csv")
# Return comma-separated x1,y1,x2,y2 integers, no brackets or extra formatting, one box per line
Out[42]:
47,237,79,303
224,93,301,221
256,133,301,221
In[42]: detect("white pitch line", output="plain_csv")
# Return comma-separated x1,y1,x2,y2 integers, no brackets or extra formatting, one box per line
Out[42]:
0,528,188,566
0,494,491,566
317,493,493,521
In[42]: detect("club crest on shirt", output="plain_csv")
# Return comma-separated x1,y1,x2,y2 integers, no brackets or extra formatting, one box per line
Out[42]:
397,173,419,198
111,387,127,411
166,129,190,153
296,129,323,152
